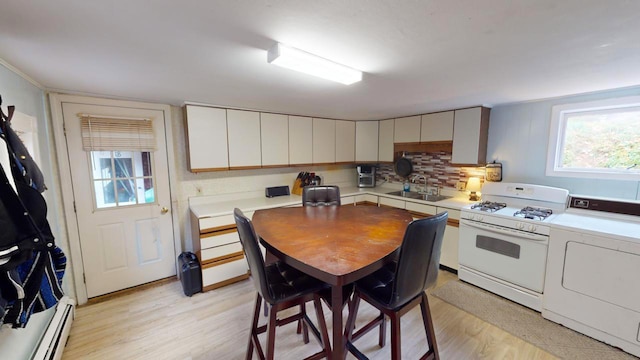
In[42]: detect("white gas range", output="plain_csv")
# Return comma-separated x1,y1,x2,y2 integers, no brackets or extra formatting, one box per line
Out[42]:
458,182,569,311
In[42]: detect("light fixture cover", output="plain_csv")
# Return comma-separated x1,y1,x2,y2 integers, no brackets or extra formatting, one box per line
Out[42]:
267,43,362,85
467,177,482,192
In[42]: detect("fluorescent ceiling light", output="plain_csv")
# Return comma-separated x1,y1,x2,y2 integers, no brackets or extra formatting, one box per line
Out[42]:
267,43,362,85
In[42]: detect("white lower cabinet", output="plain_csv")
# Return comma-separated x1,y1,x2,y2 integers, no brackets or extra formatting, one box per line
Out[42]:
190,211,250,291
402,200,459,270
341,195,355,205
201,256,249,288
438,207,460,270
379,197,405,209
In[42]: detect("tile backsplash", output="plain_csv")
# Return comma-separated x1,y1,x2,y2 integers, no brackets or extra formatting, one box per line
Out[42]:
375,152,486,188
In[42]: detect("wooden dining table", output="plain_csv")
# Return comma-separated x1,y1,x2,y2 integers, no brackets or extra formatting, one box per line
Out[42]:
252,205,413,359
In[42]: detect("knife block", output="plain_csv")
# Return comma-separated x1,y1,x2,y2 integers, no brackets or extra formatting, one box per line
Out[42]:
291,178,303,195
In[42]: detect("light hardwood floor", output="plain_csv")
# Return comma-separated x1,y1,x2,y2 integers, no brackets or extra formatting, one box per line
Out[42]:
62,271,558,359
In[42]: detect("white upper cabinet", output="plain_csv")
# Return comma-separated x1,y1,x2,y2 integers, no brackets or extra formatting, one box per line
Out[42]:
355,121,379,162
394,115,421,143
260,113,289,167
313,118,336,164
184,105,229,172
378,119,395,162
289,116,313,165
452,107,490,165
421,111,454,142
227,109,261,168
335,120,355,163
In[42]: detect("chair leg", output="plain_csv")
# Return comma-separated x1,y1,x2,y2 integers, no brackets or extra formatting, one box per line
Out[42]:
420,293,439,360
344,294,360,343
265,302,279,360
247,294,262,360
390,312,401,360
378,311,386,347
301,302,310,344
312,294,332,358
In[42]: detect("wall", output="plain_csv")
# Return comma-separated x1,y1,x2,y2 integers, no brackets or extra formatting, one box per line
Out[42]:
487,85,640,200
169,106,358,250
0,63,70,359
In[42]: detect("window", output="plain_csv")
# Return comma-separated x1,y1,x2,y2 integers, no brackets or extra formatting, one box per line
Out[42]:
80,114,157,209
546,95,640,180
90,151,155,208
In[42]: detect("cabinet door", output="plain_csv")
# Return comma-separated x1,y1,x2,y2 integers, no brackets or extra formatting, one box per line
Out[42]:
184,105,229,171
355,121,379,162
261,113,289,166
289,116,313,165
378,119,394,162
335,120,355,163
441,224,459,270
421,111,454,142
227,109,261,169
313,118,336,164
438,207,460,270
394,115,421,143
452,107,490,165
379,197,405,209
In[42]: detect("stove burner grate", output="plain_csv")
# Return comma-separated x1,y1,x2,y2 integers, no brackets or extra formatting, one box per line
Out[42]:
471,201,507,213
514,206,553,220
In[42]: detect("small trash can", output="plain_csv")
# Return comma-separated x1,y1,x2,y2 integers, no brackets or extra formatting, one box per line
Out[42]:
178,252,202,296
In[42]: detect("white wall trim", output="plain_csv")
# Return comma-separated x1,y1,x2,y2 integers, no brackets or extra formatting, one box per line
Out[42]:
49,93,179,304
0,58,43,89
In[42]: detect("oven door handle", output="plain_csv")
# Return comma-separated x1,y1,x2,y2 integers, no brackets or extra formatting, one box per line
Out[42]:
461,220,548,242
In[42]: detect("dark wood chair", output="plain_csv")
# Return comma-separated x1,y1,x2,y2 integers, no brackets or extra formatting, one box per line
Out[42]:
344,212,448,360
301,185,353,306
234,208,331,360
302,185,341,206
300,185,353,333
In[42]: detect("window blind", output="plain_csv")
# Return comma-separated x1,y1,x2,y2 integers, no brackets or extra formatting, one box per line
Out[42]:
80,115,156,151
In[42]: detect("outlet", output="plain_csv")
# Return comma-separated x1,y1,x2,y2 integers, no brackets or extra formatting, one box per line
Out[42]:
456,181,466,191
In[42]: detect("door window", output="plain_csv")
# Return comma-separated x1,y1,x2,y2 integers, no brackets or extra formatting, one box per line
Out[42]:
90,150,155,208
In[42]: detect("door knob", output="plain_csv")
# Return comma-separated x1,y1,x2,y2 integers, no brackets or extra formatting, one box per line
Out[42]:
161,207,169,214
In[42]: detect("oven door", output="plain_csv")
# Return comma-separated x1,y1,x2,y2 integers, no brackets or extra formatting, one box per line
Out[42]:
459,219,549,293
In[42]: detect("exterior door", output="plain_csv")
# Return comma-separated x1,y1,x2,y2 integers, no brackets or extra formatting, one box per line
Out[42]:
61,101,175,298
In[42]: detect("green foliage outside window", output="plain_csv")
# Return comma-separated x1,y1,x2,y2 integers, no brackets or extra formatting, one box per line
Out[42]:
562,109,640,171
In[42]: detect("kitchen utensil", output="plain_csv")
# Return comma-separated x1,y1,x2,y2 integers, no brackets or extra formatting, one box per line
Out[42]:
394,152,413,178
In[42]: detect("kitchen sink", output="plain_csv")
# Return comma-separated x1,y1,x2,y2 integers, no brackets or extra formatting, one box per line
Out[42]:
386,190,422,198
385,191,451,202
422,194,452,202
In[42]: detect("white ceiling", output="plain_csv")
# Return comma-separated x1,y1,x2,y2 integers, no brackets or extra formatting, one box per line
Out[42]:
1,0,639,120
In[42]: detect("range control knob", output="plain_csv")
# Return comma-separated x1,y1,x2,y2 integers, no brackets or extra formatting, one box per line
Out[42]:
528,224,537,232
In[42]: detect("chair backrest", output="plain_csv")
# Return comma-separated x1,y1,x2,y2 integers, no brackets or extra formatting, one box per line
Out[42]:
234,208,274,303
389,212,448,308
302,185,341,206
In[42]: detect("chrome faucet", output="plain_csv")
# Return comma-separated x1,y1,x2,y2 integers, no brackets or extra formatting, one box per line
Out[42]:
411,174,428,193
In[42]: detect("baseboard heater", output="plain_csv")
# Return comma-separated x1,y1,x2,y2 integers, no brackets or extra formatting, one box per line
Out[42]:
31,296,75,360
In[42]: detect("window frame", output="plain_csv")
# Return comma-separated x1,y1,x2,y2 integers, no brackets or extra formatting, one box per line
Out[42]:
546,95,640,181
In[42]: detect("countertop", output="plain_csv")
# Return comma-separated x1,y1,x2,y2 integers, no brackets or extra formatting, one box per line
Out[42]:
189,185,474,219
550,210,640,243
